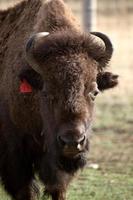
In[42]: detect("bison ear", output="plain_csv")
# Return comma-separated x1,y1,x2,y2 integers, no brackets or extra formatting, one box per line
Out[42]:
97,72,118,91
19,69,44,90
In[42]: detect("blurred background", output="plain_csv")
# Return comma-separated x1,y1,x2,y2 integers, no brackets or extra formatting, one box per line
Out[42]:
0,0,133,199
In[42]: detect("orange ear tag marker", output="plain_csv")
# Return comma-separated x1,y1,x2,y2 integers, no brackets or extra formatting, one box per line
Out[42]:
20,79,32,93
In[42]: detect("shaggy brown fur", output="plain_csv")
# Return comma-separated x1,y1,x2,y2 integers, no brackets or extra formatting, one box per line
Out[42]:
0,0,118,200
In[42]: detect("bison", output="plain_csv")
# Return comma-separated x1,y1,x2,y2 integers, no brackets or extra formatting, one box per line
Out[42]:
0,0,118,199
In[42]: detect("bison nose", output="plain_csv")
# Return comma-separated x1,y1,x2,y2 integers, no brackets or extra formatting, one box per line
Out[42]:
57,133,86,148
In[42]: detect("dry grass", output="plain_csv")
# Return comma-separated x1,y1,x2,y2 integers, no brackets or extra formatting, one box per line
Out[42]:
0,0,20,9
97,12,133,96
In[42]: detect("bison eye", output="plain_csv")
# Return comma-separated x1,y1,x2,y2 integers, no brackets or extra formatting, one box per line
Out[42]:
89,89,99,101
88,82,100,101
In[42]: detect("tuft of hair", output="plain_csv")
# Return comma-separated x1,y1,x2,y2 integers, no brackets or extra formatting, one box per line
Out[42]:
97,72,119,91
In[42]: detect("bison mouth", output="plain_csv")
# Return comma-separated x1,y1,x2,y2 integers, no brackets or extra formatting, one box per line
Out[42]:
57,152,87,173
57,140,89,173
62,146,87,161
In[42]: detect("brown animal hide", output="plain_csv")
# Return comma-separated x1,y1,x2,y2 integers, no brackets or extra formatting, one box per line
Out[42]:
0,1,118,200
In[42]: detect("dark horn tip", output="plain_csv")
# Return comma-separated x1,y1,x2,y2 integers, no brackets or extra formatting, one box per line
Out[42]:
91,32,110,40
90,31,113,64
90,32,113,48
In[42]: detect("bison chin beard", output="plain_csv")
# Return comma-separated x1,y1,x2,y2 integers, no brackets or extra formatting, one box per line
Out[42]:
39,140,89,187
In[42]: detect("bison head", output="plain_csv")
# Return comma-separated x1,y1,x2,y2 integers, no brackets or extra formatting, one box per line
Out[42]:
20,30,118,173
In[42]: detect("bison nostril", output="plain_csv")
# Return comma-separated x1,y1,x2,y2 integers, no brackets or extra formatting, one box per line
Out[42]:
57,134,86,147
57,136,66,146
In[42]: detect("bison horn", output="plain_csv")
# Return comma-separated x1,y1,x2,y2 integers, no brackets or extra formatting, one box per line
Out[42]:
26,32,49,74
90,32,113,67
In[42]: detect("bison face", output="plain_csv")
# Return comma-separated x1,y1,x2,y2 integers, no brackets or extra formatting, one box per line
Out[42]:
20,30,118,172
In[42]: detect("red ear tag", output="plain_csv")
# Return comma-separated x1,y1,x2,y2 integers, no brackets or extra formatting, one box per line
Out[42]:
20,79,32,93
